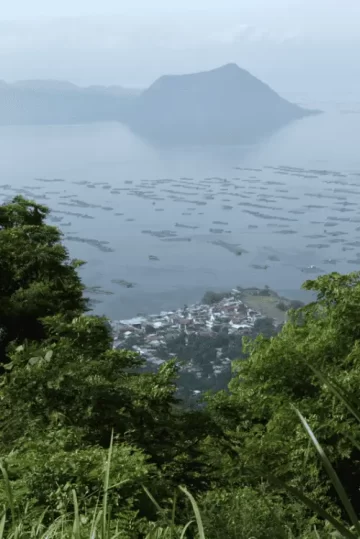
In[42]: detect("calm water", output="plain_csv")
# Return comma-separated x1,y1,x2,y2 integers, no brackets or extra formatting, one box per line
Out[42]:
1,92,360,319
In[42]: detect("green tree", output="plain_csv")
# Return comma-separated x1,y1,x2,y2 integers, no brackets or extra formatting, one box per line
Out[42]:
1,313,179,454
0,196,87,365
0,197,207,518
5,196,352,535
199,486,311,539
206,271,360,517
0,427,155,523
0,310,213,511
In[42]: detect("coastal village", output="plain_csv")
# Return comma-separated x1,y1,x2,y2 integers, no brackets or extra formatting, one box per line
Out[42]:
112,290,261,360
111,288,291,397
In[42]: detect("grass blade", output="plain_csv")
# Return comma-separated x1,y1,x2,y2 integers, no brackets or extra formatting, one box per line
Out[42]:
72,489,81,539
266,471,357,539
170,491,177,539
102,430,114,539
179,520,195,539
107,479,129,490
92,508,104,539
33,508,48,536
259,486,289,539
0,460,16,527
179,486,205,539
142,486,163,514
89,497,101,539
294,407,360,536
0,513,6,539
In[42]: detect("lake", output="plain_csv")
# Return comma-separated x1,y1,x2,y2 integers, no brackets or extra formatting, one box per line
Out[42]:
1,91,360,319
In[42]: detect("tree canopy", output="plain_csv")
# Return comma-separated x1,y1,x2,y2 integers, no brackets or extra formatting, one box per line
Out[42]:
1,196,360,538
0,196,87,365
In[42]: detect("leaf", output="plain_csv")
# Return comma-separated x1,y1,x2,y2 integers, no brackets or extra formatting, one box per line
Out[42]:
102,429,113,539
3,363,13,371
294,406,360,536
28,356,41,366
44,350,53,362
179,486,205,539
143,485,164,514
0,460,16,527
180,520,195,539
266,471,358,539
0,512,6,539
72,489,81,539
308,365,360,424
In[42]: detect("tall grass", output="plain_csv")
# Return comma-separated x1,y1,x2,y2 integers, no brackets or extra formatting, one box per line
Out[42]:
2,367,360,538
285,366,360,539
0,431,205,539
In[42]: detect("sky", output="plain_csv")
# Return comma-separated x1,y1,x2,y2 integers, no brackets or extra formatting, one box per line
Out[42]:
1,0,359,96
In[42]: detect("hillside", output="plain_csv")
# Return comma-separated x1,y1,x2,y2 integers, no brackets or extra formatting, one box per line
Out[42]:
127,63,318,144
1,195,360,537
0,80,138,125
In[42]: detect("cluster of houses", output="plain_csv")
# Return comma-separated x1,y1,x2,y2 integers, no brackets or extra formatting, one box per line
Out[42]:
111,290,263,366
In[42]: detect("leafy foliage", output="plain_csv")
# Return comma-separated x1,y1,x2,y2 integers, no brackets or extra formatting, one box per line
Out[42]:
202,291,231,305
1,314,180,453
1,429,153,517
199,486,311,539
2,196,360,537
206,271,360,520
0,196,87,365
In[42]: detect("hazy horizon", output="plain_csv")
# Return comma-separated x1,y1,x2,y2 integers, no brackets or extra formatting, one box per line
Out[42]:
2,0,360,315
1,0,360,98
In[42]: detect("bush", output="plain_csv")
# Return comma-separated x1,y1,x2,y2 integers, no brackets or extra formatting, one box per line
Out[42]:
1,428,154,518
202,291,231,305
276,301,288,311
290,299,305,310
200,486,311,539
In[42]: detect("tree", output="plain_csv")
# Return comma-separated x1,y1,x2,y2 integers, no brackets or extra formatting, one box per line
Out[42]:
0,196,87,365
0,197,205,518
0,309,194,519
1,426,154,523
6,196,357,534
1,313,180,452
206,272,360,517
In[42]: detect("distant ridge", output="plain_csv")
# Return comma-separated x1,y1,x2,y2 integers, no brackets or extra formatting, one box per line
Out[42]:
13,80,80,92
0,64,319,144
11,79,141,97
0,80,139,125
128,63,319,144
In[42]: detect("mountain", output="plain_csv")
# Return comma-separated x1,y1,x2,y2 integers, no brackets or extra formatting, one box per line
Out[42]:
127,63,318,144
0,65,318,144
0,80,138,125
12,80,80,92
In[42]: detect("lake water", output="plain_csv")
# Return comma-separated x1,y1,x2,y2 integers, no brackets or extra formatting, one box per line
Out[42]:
1,92,360,319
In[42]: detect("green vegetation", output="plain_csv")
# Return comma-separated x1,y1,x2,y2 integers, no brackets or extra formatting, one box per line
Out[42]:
155,316,278,403
1,196,360,538
235,286,305,323
202,290,232,305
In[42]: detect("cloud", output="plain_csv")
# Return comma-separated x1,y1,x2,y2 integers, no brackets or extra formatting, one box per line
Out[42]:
210,23,301,46
0,17,136,51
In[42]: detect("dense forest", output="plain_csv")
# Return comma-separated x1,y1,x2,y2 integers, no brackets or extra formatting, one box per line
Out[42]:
1,196,360,538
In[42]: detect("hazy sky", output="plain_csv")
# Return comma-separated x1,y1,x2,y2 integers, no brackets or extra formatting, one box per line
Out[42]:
1,0,359,95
